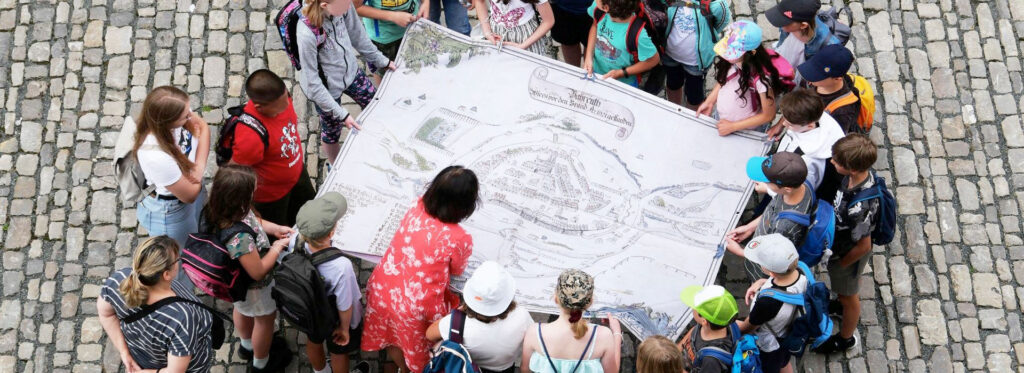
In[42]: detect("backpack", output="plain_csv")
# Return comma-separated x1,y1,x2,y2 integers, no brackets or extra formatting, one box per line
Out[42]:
272,247,344,344
425,309,481,373
773,181,836,267
729,50,796,112
847,172,896,245
817,6,851,46
275,0,330,86
828,74,877,133
594,0,668,92
687,323,764,373
122,296,233,350
214,105,270,166
757,261,833,357
181,222,258,303
113,116,156,204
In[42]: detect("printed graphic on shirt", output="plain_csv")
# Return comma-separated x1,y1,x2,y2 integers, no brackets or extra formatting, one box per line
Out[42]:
178,129,194,157
596,27,621,60
490,4,527,29
674,7,696,32
382,0,412,7
280,120,301,167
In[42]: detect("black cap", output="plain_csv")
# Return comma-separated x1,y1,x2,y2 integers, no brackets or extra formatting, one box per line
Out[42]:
766,0,822,27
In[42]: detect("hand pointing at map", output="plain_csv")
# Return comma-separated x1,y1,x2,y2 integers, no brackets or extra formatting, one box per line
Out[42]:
344,115,362,131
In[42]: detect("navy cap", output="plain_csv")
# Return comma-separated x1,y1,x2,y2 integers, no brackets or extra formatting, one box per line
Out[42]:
766,0,821,27
798,44,854,82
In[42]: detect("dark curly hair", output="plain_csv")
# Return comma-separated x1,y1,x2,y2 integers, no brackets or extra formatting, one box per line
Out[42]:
714,46,785,108
602,0,639,19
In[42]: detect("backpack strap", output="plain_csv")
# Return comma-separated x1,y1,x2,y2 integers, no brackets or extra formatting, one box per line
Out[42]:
217,221,259,246
824,91,859,114
537,323,560,373
311,247,346,266
571,326,598,373
449,309,467,344
625,16,644,63
122,296,232,324
757,288,804,307
694,347,732,368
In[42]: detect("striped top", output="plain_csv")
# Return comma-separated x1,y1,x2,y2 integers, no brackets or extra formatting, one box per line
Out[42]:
101,268,214,372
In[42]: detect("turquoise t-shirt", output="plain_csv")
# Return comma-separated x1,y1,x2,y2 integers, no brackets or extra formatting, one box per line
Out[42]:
587,3,657,86
362,0,419,44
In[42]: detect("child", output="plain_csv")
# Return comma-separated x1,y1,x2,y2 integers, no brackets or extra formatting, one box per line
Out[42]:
295,191,370,373
677,285,739,373
773,88,845,202
298,0,397,164
354,0,425,83
696,21,785,136
550,0,594,66
736,234,807,373
584,0,661,87
428,0,472,36
474,0,555,57
203,165,294,372
766,0,840,85
725,152,814,281
812,133,878,354
797,44,862,134
637,336,683,373
231,69,315,228
662,0,731,109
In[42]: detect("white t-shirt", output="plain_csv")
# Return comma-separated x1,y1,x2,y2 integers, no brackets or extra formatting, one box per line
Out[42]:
665,6,699,66
775,35,806,85
488,0,546,29
775,112,846,191
305,244,364,328
136,127,198,196
439,307,534,371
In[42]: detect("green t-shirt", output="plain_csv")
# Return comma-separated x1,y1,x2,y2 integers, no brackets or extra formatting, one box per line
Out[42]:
362,0,419,44
587,3,657,86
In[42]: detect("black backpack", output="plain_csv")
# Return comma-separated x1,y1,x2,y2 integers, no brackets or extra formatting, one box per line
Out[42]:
215,105,270,166
272,247,344,343
181,221,257,303
122,296,233,350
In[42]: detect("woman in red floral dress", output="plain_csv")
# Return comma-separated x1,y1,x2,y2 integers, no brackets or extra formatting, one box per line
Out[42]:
361,166,480,373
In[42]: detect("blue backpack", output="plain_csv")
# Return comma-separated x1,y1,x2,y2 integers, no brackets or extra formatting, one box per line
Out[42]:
847,172,896,245
424,310,480,373
756,262,833,357
693,323,764,373
774,181,836,267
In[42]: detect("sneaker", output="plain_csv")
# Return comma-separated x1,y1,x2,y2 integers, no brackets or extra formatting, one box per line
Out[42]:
828,299,843,317
238,335,286,361
237,345,253,360
812,334,858,355
249,353,293,373
351,361,372,373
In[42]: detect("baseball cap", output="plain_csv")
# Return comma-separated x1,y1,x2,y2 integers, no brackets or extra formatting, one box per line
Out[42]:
744,234,800,274
745,152,807,188
798,44,855,82
557,269,594,310
296,192,348,240
463,261,517,317
679,285,739,327
766,0,822,27
714,20,763,61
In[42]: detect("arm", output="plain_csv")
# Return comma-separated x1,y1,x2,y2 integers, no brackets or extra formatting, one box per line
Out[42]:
425,318,443,342
236,237,288,281
228,124,266,167
516,3,555,48
599,325,621,373
448,235,473,276
520,326,536,373
839,235,872,268
695,83,721,117
259,218,295,241
583,22,597,74
345,4,392,70
721,91,777,134
164,176,203,204
712,0,731,32
98,298,142,373
736,318,757,334
296,24,349,121
332,307,354,346
355,0,419,27
159,354,192,373
474,0,498,42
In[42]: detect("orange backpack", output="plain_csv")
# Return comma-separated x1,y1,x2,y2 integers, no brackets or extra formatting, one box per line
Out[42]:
824,74,876,132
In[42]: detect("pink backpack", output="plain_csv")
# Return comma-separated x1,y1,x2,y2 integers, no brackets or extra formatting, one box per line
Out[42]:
765,48,796,93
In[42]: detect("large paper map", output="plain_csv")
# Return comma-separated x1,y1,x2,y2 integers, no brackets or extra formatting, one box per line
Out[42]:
320,20,769,339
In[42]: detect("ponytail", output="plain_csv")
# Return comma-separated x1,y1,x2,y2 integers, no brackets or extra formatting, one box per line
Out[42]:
303,0,326,29
119,236,180,308
569,309,588,339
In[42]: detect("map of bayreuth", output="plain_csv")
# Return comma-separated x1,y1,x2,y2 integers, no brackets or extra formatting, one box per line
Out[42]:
320,20,769,339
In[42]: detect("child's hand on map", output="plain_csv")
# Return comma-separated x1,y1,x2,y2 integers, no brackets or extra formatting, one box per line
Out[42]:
390,12,419,27
724,237,744,257
716,119,737,136
606,315,622,336
695,98,714,118
484,32,503,44
765,121,785,140
583,58,594,77
601,69,624,80
343,115,363,130
745,278,768,305
727,223,755,242
387,61,398,71
753,182,768,194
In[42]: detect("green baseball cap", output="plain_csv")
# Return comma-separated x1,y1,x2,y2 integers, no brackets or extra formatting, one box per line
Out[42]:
296,192,348,240
679,285,738,327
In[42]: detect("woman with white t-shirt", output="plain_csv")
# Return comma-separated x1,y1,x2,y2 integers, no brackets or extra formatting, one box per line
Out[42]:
133,86,211,247
473,0,555,57
427,261,535,373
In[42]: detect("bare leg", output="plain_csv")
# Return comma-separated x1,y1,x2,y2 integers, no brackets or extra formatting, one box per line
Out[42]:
252,312,278,360
561,44,583,67
780,361,794,373
306,342,327,371
323,143,342,165
233,310,254,340
386,346,409,373
667,88,683,106
331,353,350,373
838,293,861,338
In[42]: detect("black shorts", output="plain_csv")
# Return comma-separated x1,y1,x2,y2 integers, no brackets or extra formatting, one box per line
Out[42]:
550,5,592,47
662,55,707,105
759,347,792,373
253,167,316,228
326,322,364,355
373,39,402,64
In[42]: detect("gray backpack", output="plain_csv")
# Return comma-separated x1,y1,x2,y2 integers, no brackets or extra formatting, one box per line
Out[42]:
113,116,156,203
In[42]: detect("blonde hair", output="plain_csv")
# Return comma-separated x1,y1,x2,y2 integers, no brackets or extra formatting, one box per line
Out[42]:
119,236,180,308
134,86,196,182
303,0,328,28
637,336,684,373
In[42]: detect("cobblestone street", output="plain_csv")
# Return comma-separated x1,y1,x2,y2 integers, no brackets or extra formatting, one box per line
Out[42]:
2,0,1024,371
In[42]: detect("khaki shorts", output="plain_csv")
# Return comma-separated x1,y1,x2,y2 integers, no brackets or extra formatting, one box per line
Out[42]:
827,256,869,296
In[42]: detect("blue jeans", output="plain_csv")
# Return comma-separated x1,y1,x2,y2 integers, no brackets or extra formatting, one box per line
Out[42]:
136,187,206,288
429,0,471,36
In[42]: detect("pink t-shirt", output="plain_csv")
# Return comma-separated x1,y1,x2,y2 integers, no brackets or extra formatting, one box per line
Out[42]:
716,66,769,123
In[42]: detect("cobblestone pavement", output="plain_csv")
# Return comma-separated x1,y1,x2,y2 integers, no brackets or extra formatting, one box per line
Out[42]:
2,0,1024,371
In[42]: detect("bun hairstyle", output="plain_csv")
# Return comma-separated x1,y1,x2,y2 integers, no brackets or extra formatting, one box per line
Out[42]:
557,269,595,339
120,236,181,308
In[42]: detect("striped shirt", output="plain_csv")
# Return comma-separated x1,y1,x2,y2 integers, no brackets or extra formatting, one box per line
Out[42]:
101,268,214,372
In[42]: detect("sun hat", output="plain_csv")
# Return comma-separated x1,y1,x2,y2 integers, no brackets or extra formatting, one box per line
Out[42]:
745,152,808,188
463,261,517,317
744,233,800,274
296,192,348,240
679,285,739,327
714,20,763,61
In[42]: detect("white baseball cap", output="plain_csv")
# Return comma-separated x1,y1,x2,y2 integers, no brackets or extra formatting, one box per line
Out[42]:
744,234,800,273
463,261,516,317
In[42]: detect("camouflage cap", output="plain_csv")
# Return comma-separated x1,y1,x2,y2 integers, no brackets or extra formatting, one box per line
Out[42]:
557,269,594,310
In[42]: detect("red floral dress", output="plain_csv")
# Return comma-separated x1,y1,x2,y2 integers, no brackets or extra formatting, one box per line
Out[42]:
361,199,473,372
